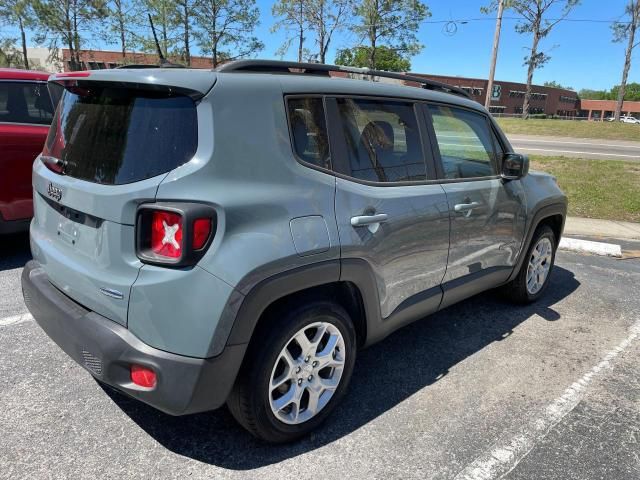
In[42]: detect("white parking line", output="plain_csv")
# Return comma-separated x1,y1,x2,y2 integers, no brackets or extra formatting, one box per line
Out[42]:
510,138,640,149
454,319,640,480
0,313,33,327
514,147,640,158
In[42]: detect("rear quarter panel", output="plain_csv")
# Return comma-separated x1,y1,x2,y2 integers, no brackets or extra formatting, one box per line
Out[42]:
128,75,341,357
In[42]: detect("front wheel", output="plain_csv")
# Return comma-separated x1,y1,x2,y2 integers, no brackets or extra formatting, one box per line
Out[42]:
504,225,557,304
227,301,356,443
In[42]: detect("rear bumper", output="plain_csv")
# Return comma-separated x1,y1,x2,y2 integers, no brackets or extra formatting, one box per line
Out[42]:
21,260,247,415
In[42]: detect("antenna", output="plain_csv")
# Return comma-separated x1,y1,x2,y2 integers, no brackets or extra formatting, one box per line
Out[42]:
148,14,167,65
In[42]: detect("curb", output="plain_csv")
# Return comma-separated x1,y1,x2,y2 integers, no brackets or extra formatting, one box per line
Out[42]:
558,238,622,258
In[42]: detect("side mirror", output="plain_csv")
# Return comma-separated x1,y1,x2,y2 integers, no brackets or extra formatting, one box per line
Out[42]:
501,153,529,180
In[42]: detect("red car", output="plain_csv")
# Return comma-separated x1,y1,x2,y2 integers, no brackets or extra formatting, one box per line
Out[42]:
0,68,54,234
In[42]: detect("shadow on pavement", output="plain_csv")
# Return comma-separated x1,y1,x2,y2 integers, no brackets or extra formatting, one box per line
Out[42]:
104,266,580,470
0,232,31,272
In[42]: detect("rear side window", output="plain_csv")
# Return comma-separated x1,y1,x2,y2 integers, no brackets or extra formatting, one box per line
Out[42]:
44,85,197,185
287,97,330,170
429,105,497,179
336,98,426,183
0,81,53,125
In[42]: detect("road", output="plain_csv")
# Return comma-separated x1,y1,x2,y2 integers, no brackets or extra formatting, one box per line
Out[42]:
508,134,640,161
1,232,639,479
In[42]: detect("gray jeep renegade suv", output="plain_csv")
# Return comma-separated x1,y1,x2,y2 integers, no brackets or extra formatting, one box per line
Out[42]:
22,60,567,443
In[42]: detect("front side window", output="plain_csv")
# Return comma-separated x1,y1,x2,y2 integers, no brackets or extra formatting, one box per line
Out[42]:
429,105,498,179
0,81,53,125
287,97,330,170
336,98,426,183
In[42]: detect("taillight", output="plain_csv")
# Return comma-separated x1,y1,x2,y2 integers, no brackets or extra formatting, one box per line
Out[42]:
151,211,183,258
136,203,216,267
193,218,212,250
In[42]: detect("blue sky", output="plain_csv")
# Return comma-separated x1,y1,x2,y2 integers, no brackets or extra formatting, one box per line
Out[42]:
5,0,637,91
257,0,636,91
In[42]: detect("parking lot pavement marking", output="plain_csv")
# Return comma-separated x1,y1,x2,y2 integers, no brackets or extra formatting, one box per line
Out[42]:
0,313,33,327
453,318,640,480
559,238,623,258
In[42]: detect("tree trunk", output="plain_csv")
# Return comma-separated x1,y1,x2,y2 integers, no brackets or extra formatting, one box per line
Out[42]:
18,17,29,70
183,1,191,66
318,0,326,63
298,0,304,62
72,3,81,70
615,2,637,121
117,0,126,59
522,28,540,120
161,1,168,57
369,33,376,70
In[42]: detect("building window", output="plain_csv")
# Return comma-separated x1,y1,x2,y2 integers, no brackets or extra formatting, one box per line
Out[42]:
488,106,506,114
559,96,577,103
509,90,547,101
515,106,544,115
458,86,484,97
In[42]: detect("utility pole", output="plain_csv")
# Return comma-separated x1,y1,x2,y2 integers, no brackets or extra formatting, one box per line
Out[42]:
485,0,505,109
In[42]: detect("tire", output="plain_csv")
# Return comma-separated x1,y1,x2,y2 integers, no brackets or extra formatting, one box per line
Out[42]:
227,301,357,443
503,224,557,304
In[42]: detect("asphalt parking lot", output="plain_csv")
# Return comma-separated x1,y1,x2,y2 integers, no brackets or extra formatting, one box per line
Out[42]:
1,232,639,480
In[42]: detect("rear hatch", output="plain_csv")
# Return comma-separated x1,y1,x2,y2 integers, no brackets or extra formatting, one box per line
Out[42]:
30,69,215,326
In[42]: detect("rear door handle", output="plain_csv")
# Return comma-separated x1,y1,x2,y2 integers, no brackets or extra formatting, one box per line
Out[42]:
350,213,389,227
454,202,481,213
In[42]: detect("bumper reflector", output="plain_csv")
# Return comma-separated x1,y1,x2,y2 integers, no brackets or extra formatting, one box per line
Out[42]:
130,364,157,388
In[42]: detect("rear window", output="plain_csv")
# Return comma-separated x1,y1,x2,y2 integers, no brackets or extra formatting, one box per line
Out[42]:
0,81,53,125
44,85,197,185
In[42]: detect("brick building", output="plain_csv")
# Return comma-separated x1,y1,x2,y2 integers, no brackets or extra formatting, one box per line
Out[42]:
61,49,214,71
578,99,640,121
411,73,580,117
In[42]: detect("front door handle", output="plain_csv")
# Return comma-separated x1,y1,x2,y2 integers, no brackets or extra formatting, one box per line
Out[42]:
454,202,481,213
350,213,389,227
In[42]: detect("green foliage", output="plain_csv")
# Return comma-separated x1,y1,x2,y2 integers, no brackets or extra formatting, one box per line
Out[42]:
193,0,264,66
349,0,430,69
0,39,21,67
611,0,639,43
335,45,411,71
133,0,180,57
102,0,137,58
543,80,571,89
578,83,640,101
0,0,35,68
271,0,307,61
32,0,108,70
305,0,349,63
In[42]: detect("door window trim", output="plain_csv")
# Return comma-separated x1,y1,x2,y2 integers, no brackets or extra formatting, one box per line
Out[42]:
423,101,503,183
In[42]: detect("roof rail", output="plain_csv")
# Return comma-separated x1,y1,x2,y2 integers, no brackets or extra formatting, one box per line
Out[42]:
216,60,472,100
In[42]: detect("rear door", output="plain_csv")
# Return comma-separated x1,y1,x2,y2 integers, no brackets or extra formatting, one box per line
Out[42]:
425,103,526,308
31,78,202,326
330,96,450,319
0,80,52,221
